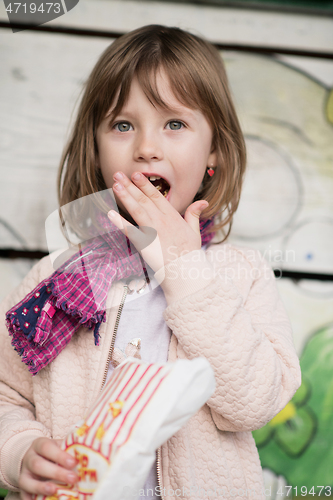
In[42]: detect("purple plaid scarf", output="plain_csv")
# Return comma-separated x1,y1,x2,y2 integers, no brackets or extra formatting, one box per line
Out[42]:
6,214,215,375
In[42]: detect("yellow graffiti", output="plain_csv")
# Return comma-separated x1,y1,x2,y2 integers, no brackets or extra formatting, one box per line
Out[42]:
327,88,333,125
109,400,124,418
269,402,296,426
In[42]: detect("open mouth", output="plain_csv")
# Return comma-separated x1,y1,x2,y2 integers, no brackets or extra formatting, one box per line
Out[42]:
146,175,170,198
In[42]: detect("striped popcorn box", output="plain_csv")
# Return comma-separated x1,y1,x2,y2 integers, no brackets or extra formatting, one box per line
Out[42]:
35,356,215,500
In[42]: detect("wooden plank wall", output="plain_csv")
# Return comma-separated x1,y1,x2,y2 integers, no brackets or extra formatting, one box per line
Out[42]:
1,1,333,494
0,0,332,300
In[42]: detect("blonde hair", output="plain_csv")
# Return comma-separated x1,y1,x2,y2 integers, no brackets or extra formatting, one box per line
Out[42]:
58,24,246,241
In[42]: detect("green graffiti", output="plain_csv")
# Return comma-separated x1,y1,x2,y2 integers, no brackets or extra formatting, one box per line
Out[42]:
253,377,316,457
253,324,333,489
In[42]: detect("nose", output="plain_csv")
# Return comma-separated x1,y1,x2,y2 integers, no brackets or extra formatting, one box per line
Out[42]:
134,128,163,163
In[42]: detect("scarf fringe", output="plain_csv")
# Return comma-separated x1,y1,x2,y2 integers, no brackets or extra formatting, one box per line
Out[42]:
53,294,105,328
7,313,94,375
16,345,39,375
7,317,43,375
53,292,104,345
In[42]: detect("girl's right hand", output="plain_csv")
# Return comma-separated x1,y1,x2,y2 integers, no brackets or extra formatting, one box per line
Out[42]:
19,437,78,500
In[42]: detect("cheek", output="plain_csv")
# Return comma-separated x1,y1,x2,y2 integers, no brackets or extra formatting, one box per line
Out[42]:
98,160,114,189
173,138,208,168
187,151,210,181
97,143,122,187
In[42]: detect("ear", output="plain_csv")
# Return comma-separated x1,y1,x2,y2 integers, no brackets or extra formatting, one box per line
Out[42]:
208,147,217,169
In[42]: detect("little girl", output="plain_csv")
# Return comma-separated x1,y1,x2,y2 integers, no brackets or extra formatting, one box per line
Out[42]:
0,25,301,500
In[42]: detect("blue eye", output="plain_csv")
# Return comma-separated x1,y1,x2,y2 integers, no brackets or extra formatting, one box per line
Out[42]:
114,122,132,132
167,121,184,130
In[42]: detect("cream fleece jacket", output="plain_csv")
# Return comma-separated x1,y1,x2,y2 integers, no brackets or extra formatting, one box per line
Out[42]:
0,242,301,500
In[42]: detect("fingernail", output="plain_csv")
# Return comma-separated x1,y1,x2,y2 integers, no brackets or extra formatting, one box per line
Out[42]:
108,210,117,219
113,182,123,191
45,484,55,494
68,473,77,484
133,172,142,181
113,172,124,180
66,457,76,467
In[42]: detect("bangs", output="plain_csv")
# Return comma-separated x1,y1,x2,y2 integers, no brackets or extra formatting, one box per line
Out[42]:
136,61,204,113
102,57,213,128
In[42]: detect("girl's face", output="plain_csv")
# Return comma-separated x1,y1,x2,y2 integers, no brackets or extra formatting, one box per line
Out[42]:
96,71,217,218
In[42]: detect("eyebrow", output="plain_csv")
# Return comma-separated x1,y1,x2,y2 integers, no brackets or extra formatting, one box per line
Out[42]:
167,107,197,120
112,106,198,122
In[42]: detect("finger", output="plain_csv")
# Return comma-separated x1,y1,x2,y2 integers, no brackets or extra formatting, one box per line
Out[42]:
112,172,166,223
23,454,78,486
141,233,165,275
184,201,209,235
34,438,76,470
107,210,158,253
108,210,164,273
112,181,149,226
114,171,167,208
130,171,169,209
20,490,33,500
19,473,58,498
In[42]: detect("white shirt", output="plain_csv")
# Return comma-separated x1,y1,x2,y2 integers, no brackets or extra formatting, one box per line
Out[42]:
106,276,171,499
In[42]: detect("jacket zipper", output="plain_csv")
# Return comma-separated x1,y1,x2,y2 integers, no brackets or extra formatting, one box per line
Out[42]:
100,283,129,391
157,446,164,500
100,282,165,500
